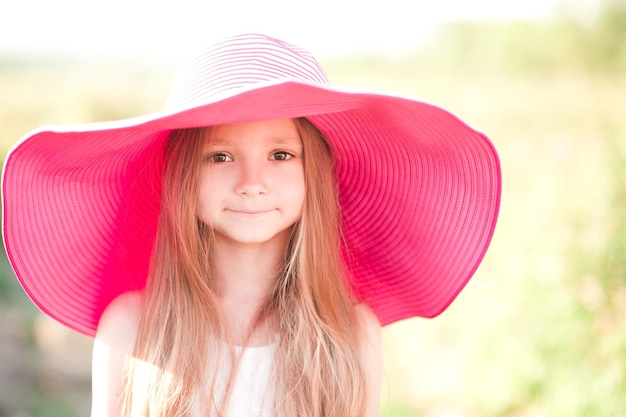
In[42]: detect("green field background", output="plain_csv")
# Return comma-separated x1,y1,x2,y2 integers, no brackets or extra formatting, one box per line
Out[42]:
1,6,625,416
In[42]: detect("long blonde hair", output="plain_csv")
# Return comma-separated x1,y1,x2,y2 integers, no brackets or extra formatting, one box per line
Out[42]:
123,118,366,416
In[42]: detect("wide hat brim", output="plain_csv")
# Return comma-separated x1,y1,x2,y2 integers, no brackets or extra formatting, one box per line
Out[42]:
3,77,500,338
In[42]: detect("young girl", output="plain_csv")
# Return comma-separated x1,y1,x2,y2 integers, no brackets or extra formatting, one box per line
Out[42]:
2,34,501,416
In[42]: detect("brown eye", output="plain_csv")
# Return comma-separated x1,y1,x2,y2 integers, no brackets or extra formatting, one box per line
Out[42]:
270,151,292,161
209,153,232,163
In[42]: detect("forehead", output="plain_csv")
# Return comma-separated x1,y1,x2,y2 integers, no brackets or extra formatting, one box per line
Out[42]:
205,119,301,146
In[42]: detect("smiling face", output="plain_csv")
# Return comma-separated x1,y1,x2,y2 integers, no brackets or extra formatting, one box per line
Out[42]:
197,119,305,249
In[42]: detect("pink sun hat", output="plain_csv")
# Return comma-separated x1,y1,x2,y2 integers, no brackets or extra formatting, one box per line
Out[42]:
2,33,501,337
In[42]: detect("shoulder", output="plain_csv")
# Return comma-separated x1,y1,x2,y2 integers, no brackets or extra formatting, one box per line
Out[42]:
353,303,382,376
91,291,144,417
101,290,144,320
353,303,382,364
96,291,144,354
354,303,383,416
354,302,382,345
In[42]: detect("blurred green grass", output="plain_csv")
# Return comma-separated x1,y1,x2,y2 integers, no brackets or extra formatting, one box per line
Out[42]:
1,6,625,416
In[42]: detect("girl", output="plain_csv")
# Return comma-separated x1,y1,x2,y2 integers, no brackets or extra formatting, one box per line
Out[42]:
2,34,501,416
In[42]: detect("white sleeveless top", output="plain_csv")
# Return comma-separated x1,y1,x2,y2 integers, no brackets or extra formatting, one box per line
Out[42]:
195,343,276,417
226,344,275,417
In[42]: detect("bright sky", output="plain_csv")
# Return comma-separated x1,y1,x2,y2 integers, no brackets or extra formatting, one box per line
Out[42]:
0,0,585,60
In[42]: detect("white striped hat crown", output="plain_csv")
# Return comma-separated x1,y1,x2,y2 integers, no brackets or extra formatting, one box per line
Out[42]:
165,33,330,110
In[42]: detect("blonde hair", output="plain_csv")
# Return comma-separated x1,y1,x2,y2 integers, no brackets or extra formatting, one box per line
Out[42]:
123,118,366,416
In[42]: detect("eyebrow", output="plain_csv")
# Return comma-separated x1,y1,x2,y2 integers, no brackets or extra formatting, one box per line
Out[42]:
267,136,302,146
206,135,302,147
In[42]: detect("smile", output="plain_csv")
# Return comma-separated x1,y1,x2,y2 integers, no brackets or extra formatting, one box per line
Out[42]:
225,209,274,218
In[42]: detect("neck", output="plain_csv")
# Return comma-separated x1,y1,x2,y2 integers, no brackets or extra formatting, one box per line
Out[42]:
211,232,289,345
214,241,285,298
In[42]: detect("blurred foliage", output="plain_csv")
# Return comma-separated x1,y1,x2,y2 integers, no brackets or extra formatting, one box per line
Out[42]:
1,2,626,416
329,4,626,416
425,2,626,74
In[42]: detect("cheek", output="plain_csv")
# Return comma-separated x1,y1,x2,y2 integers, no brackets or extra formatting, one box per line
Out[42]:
196,176,218,218
196,191,208,223
298,179,306,209
274,166,305,215
291,172,306,214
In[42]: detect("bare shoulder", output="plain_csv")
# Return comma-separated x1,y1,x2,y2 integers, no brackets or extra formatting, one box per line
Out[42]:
354,302,382,344
96,291,144,353
91,291,144,417
353,303,382,362
354,303,383,416
102,290,144,319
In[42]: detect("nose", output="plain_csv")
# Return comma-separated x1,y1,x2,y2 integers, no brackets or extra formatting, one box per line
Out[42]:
234,158,267,196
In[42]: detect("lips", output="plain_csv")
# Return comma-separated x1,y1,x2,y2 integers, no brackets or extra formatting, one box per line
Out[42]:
225,209,274,218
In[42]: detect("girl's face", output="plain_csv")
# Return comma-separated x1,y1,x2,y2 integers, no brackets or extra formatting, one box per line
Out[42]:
198,119,305,248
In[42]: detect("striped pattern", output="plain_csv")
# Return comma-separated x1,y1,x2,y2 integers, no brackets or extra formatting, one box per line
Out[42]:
1,34,501,337
166,34,329,109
